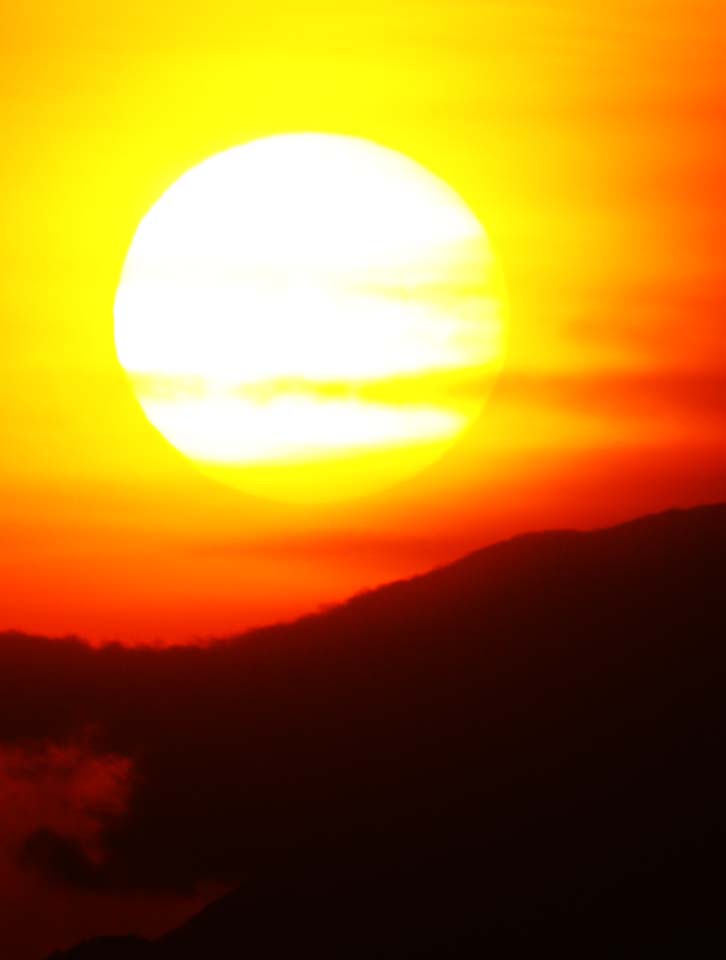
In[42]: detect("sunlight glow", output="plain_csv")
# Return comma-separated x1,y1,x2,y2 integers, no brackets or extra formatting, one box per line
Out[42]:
114,133,506,501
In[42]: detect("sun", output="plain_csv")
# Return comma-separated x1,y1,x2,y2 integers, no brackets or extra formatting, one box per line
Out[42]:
114,133,506,503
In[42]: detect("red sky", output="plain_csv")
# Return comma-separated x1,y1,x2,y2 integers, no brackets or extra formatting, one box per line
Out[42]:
0,0,724,644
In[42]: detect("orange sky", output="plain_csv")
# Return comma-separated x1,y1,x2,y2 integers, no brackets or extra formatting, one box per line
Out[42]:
1,0,724,643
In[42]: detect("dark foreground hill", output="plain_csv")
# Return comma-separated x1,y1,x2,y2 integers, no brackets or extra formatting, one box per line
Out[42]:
26,504,726,956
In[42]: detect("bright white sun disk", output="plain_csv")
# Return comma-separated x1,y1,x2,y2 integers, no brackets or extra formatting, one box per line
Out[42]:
115,133,506,502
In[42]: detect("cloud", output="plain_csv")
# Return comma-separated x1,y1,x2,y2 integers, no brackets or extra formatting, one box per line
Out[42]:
0,739,131,869
0,738,138,957
494,368,726,423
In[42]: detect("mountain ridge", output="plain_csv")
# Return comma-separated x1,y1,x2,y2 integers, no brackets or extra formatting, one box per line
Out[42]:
23,502,726,957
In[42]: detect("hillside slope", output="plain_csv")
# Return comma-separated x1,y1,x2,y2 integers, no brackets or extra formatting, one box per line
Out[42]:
32,504,726,957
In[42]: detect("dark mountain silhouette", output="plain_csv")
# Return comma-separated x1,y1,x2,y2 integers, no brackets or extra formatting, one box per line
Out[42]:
47,939,152,959
12,503,725,957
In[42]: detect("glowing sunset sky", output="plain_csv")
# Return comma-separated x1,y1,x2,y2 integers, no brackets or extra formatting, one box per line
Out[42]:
1,0,724,643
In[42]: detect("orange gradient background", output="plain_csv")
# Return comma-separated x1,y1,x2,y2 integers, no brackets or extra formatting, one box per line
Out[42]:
1,0,724,644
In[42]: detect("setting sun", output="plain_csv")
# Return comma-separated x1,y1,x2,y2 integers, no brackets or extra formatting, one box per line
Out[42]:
2,2,724,955
114,133,506,502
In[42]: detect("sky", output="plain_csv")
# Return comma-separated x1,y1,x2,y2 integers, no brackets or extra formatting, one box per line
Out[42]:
1,0,724,644
0,4,724,956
